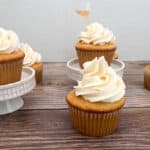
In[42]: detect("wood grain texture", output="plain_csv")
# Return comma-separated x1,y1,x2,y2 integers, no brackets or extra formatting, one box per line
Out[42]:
22,61,150,110
0,108,150,150
0,61,150,150
124,61,150,75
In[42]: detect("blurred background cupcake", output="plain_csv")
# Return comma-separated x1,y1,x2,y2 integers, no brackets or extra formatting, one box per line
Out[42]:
113,53,119,59
75,23,117,67
0,28,24,85
66,56,126,137
21,43,43,84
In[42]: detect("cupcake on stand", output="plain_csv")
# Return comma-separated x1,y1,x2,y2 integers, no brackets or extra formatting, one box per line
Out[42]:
21,43,43,84
67,23,125,81
0,28,36,115
67,7,125,81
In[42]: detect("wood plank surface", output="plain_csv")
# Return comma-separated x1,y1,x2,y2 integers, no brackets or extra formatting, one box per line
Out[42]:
0,108,150,150
0,61,150,149
22,61,150,110
124,61,150,75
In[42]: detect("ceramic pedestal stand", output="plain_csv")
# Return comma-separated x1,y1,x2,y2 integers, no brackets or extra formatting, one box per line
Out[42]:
0,67,36,115
66,58,125,81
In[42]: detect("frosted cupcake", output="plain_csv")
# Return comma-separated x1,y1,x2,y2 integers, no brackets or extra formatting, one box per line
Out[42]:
75,23,116,67
66,57,125,137
113,53,119,59
21,44,43,84
0,28,25,85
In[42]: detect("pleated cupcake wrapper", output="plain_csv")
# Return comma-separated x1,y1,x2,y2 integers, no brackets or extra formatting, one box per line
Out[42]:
144,66,150,90
144,73,150,90
0,59,23,85
68,105,120,137
76,49,115,68
31,63,43,84
34,68,43,84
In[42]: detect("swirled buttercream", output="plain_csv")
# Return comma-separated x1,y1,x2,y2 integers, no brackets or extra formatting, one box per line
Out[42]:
21,43,41,66
74,57,125,103
0,28,20,54
79,23,115,45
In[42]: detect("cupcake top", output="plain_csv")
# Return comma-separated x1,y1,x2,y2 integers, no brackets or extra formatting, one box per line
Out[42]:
0,28,20,54
78,23,115,45
21,43,41,67
74,57,125,103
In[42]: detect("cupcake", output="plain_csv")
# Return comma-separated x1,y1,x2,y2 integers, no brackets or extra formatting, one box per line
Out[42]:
113,53,119,59
66,57,126,137
21,44,43,84
0,28,25,85
75,23,116,67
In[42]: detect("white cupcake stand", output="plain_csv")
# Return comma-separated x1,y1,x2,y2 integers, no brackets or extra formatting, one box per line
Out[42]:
0,67,36,115
67,58,125,81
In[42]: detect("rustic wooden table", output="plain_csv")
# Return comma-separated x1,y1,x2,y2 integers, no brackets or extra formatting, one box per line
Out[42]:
0,61,150,149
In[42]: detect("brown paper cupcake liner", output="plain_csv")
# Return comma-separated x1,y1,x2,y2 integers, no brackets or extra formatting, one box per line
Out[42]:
68,104,120,137
144,65,150,90
76,49,115,68
31,62,43,84
0,59,23,85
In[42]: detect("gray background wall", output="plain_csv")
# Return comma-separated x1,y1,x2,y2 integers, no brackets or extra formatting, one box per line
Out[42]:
0,0,149,61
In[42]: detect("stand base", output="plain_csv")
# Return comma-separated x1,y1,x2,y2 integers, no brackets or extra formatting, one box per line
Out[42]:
0,97,24,115
67,58,125,81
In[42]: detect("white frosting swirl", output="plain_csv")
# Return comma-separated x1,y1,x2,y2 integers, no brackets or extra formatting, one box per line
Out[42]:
74,57,125,103
21,44,41,66
0,28,20,54
79,23,116,45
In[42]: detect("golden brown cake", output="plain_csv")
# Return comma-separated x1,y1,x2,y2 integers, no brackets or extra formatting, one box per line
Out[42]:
0,50,25,85
76,42,116,67
67,90,125,113
144,65,150,90
66,90,125,137
31,62,43,84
